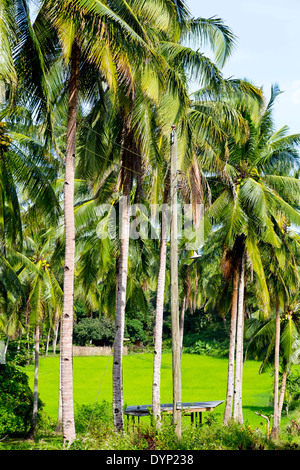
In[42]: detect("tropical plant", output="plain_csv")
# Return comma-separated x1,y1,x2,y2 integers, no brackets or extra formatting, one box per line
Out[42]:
9,228,63,438
30,0,174,442
197,84,300,424
0,363,42,437
245,288,300,437
69,1,238,432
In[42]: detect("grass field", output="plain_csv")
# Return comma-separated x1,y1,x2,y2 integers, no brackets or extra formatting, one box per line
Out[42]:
25,351,285,432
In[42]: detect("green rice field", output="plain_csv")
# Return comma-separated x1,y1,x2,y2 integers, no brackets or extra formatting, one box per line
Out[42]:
24,352,289,431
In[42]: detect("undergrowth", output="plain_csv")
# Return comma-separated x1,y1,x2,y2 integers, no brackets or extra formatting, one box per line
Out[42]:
1,401,299,451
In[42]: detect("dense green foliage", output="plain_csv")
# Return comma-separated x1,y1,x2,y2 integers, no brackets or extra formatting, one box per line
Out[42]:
1,398,300,450
0,363,42,437
0,0,299,448
73,317,115,346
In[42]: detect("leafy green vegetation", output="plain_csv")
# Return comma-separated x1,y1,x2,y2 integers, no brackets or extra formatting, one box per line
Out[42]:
0,363,42,437
0,0,299,448
1,398,300,450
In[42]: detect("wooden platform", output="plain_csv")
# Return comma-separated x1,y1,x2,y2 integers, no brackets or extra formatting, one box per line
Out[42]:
124,400,224,426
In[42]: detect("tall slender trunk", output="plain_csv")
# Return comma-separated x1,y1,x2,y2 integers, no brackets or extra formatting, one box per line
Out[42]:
46,327,50,356
52,314,59,355
178,156,204,357
278,369,287,418
32,323,39,432
152,175,170,426
113,190,130,431
190,155,204,232
179,296,187,356
271,301,281,439
233,253,245,424
27,330,31,366
223,268,239,424
61,40,80,446
27,322,39,439
238,295,245,424
170,127,181,439
4,336,9,361
113,134,134,432
56,335,62,433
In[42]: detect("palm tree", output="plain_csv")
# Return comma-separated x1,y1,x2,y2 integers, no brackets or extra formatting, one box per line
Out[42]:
0,96,60,367
148,18,240,428
245,226,300,437
170,76,264,353
30,0,171,442
37,0,237,434
5,227,62,438
198,84,300,424
245,294,300,436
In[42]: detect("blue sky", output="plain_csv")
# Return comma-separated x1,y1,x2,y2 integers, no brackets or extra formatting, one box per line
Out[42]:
186,0,300,136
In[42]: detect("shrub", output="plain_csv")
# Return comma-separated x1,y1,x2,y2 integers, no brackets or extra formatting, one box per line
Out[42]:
4,335,34,366
73,317,115,346
125,319,147,344
153,416,274,450
74,400,113,436
284,370,300,413
0,363,42,437
185,339,228,357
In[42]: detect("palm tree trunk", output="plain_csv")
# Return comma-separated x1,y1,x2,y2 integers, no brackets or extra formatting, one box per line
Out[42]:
4,336,9,361
233,253,245,424
33,323,39,431
278,369,287,418
179,296,187,356
223,268,239,424
113,126,135,432
61,39,80,446
271,301,281,439
27,322,39,439
27,330,31,365
113,189,130,432
46,327,50,356
56,335,62,433
52,315,59,355
170,127,181,439
152,181,170,426
238,295,245,424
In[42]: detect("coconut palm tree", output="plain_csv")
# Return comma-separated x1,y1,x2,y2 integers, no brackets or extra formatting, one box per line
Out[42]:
245,293,300,436
71,3,237,430
38,0,239,435
198,84,300,424
0,100,60,366
168,76,264,353
244,225,300,437
28,0,174,442
24,248,63,438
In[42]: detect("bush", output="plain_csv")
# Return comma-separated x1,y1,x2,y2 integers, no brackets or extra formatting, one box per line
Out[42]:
0,363,42,437
185,339,228,357
125,319,147,344
284,370,300,413
4,335,34,366
150,416,274,450
73,317,115,346
74,401,113,436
